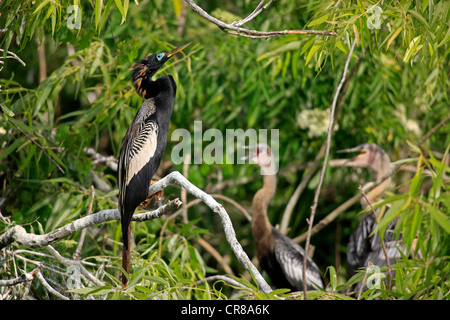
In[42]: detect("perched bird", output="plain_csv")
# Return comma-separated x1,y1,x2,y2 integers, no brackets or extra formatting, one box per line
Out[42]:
244,143,324,291
118,43,190,286
336,143,406,279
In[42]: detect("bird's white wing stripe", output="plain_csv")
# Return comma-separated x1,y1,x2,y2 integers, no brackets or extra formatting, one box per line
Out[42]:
126,121,158,185
275,239,323,289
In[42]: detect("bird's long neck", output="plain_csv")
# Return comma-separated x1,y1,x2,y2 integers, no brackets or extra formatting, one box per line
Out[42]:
363,154,391,208
141,75,176,100
252,173,277,246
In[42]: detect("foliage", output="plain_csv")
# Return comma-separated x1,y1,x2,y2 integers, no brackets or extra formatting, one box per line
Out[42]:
0,0,449,300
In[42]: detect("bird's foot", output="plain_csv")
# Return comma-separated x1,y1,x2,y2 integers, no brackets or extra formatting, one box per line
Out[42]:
140,180,164,207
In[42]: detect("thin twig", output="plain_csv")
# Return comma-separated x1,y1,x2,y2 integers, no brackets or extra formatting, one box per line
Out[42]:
279,48,365,234
46,245,104,287
0,49,26,72
184,0,337,38
211,194,252,222
196,237,235,276
6,118,65,174
195,275,247,289
294,191,363,243
302,35,358,299
231,0,274,27
35,270,70,300
417,113,450,147
177,0,189,37
0,268,37,287
280,148,325,233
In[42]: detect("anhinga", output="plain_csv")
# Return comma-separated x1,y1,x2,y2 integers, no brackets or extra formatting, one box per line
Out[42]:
336,143,406,279
245,143,324,291
118,43,190,286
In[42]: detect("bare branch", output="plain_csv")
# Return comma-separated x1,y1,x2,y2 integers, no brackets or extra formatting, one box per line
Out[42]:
148,171,272,293
86,147,118,171
302,35,358,299
0,199,181,249
184,0,337,38
418,114,450,147
0,49,26,72
195,275,247,290
231,0,274,27
0,268,37,287
46,245,104,287
35,270,70,300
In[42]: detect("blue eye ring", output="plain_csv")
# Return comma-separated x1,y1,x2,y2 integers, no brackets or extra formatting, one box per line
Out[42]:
156,53,164,61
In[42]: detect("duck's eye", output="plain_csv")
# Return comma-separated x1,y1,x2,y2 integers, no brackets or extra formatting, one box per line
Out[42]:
156,53,164,61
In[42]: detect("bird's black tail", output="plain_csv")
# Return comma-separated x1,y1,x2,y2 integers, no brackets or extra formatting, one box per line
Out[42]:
121,209,133,286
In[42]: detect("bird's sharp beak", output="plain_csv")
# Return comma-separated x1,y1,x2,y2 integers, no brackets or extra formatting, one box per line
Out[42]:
336,146,364,154
166,42,192,59
334,146,369,167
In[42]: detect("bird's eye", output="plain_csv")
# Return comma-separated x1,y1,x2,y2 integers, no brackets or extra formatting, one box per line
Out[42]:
156,53,164,61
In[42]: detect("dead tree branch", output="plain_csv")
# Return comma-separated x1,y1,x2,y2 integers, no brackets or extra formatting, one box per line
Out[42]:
0,268,38,287
1,171,271,292
147,171,272,293
0,199,181,249
184,0,337,38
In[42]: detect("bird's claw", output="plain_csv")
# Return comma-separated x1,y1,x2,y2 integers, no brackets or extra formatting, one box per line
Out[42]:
140,180,164,207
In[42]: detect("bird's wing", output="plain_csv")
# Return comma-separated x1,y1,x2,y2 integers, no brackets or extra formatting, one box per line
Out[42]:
124,120,159,186
118,115,159,216
272,230,324,290
348,205,404,271
347,213,375,272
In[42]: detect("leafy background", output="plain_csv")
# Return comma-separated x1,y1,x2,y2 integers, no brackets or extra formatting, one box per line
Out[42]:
0,0,449,299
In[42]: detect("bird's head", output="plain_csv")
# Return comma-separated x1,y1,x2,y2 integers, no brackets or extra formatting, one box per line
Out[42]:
242,143,277,175
336,143,390,174
132,42,191,98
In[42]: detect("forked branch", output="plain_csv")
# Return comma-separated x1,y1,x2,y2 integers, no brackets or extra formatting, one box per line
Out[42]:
147,171,272,293
184,0,337,38
0,171,272,293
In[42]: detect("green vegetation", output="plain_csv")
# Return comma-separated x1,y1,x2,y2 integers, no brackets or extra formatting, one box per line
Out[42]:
0,0,448,300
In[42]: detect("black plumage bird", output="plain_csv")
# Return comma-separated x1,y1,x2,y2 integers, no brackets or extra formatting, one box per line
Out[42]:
118,43,190,286
244,144,324,291
336,144,407,285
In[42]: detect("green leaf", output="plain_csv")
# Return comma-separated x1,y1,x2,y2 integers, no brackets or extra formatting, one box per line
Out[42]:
305,43,321,65
95,0,103,32
1,103,15,118
114,0,128,23
403,36,422,63
308,14,329,27
386,26,402,50
32,0,50,14
426,204,450,234
407,10,431,31
0,137,26,162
